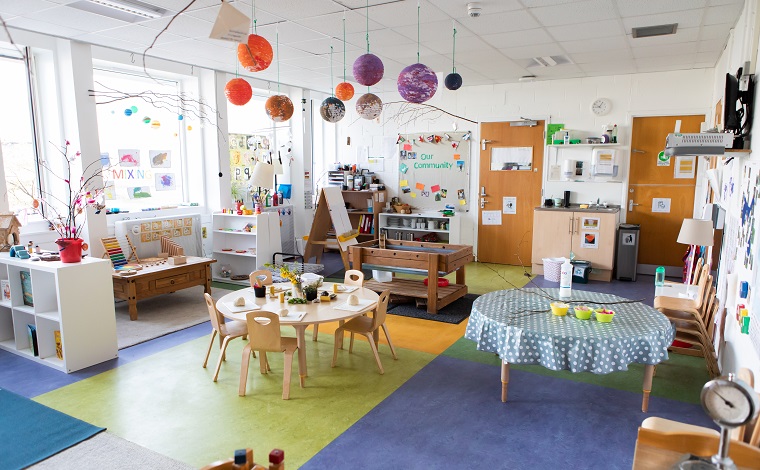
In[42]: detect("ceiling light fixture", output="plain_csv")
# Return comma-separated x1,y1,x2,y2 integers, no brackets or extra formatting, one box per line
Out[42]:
467,2,482,18
87,0,164,19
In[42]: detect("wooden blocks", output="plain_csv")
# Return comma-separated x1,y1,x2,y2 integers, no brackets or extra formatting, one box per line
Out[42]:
168,255,187,265
160,236,185,257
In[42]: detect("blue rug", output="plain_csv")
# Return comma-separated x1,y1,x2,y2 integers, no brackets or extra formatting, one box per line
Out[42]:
0,388,105,469
302,355,715,470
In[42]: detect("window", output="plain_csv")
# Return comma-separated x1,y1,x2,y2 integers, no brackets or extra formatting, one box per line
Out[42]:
0,53,40,213
93,68,185,211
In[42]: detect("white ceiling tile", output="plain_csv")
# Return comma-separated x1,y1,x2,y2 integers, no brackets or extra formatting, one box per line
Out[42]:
254,0,342,20
257,22,327,44
707,0,744,5
423,35,491,55
703,4,744,25
76,33,142,52
346,28,412,50
141,14,214,39
428,0,523,16
570,48,632,64
632,42,698,58
6,16,88,36
480,28,554,49
697,40,726,53
696,51,722,63
579,60,637,74
394,19,474,44
89,25,185,47
456,10,540,34
0,0,57,17
628,27,699,47
366,1,449,28
615,0,706,18
547,20,625,41
500,43,567,60
30,5,128,31
562,35,630,53
636,63,694,72
530,0,618,27
280,54,330,70
519,0,579,7
635,54,697,67
183,4,279,25
294,10,383,37
622,10,704,31
700,23,732,40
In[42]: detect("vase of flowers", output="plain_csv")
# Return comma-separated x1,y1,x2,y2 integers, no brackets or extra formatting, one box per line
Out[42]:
266,263,303,297
18,140,106,263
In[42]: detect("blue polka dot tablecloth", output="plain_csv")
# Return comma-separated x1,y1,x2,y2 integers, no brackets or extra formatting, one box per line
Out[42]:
464,288,675,374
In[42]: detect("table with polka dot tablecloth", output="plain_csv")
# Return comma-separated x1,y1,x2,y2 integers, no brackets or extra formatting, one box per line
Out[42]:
464,288,675,411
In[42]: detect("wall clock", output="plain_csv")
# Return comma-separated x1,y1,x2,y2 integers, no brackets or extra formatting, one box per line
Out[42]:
591,98,611,116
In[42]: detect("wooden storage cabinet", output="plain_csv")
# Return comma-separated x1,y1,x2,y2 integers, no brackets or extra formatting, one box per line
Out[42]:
378,212,461,244
341,190,387,242
531,209,618,281
211,212,281,285
0,254,117,373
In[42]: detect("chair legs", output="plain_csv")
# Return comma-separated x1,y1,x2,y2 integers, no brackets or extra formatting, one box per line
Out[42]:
213,335,235,382
203,330,218,368
240,347,297,400
282,351,294,400
364,332,384,374
382,324,398,360
239,345,252,396
332,327,390,375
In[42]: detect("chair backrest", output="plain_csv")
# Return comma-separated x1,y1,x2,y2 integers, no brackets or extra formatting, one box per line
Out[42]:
635,427,760,466
690,257,705,284
732,368,757,444
246,311,282,352
344,269,364,286
693,265,711,310
204,293,226,334
371,290,391,329
249,270,273,287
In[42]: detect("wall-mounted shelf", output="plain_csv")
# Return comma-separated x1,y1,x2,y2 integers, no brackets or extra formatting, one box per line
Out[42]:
547,143,623,148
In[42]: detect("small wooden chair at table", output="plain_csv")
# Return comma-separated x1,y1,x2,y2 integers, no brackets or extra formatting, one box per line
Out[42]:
249,270,273,287
203,293,250,381
312,269,365,342
331,289,397,374
239,311,303,400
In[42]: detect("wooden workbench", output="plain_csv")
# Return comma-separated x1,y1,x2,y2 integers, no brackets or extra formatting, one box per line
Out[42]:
349,240,474,314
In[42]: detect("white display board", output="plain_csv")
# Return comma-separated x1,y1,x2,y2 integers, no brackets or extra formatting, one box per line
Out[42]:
115,213,203,259
397,132,471,211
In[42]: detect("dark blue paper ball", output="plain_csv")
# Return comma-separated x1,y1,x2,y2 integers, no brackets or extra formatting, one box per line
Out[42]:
445,72,462,90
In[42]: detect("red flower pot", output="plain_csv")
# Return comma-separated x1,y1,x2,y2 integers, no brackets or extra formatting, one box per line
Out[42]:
56,238,84,263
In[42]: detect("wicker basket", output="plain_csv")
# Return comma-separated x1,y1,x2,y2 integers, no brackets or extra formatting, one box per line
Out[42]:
542,258,564,283
392,203,411,214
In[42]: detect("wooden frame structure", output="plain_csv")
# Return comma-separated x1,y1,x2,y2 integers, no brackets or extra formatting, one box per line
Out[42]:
101,235,139,267
349,239,474,314
304,187,358,270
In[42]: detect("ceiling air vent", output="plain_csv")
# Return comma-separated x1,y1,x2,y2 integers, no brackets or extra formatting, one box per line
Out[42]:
69,0,168,23
632,23,678,38
528,55,572,68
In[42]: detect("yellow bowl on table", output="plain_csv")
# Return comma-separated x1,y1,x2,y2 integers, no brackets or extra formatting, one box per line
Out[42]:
595,309,615,323
573,306,592,320
550,302,569,316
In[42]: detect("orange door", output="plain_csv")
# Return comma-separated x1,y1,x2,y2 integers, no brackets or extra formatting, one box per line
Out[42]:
478,121,544,265
628,115,705,268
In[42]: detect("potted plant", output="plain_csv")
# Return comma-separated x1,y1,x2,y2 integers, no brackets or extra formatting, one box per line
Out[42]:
302,284,318,301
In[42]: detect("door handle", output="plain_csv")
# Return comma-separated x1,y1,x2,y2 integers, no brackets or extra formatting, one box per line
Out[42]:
569,217,573,234
480,198,487,208
575,217,580,234
628,199,640,212
632,149,645,154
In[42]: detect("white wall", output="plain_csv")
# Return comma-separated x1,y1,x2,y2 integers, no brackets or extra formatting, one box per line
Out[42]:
337,69,714,252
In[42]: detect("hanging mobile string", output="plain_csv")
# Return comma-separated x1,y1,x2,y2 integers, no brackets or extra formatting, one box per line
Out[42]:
276,26,280,93
252,0,257,34
417,0,420,64
343,11,347,82
330,44,334,96
452,22,457,73
365,0,370,54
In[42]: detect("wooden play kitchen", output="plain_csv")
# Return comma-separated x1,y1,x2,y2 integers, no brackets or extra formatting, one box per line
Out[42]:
349,239,473,313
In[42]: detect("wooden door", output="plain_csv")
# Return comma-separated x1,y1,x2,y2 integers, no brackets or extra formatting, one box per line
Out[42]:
628,115,704,268
478,121,544,265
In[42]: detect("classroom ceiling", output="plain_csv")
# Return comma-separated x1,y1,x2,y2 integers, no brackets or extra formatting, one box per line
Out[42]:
0,0,746,94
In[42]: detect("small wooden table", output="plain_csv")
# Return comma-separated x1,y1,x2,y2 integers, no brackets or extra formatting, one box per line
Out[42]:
349,240,473,314
112,257,215,320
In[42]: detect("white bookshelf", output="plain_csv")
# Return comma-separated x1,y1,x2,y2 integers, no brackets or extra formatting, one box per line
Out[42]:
0,254,117,373
211,212,282,286
378,212,461,244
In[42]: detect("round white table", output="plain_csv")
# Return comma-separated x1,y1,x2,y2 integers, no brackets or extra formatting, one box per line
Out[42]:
216,282,379,382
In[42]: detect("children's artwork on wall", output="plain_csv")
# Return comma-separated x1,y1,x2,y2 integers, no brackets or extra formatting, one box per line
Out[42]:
397,131,470,211
149,150,171,168
118,149,140,166
127,186,152,199
155,173,176,191
738,163,759,270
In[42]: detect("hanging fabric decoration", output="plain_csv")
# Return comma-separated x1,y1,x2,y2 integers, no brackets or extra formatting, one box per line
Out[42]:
265,27,294,122
321,45,346,123
353,0,383,86
356,93,382,120
225,78,252,106
445,22,462,90
335,12,355,101
398,2,438,103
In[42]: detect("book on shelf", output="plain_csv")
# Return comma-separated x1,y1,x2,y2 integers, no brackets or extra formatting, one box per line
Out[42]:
20,271,33,307
1,279,9,301
27,324,38,356
54,330,63,360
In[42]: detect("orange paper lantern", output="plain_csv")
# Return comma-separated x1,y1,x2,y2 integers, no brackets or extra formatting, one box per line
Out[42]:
225,78,252,106
238,34,273,72
265,95,294,122
335,82,355,101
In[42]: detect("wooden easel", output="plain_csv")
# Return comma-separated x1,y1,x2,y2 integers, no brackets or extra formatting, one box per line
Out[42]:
304,187,358,270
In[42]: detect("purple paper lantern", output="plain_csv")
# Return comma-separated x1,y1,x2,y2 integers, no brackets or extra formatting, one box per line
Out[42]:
398,63,438,103
353,53,384,87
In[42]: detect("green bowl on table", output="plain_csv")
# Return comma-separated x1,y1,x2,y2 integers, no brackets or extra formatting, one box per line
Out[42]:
595,309,615,323
573,306,592,320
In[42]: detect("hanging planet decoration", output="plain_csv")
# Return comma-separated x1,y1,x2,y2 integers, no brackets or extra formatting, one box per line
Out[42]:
445,72,462,91
224,78,253,106
355,93,383,120
151,120,161,129
320,97,346,123
238,34,273,72
187,125,193,131
124,109,133,116
353,53,384,86
143,116,151,124
397,63,438,103
265,95,294,122
335,82,355,101
178,114,184,120
130,106,138,113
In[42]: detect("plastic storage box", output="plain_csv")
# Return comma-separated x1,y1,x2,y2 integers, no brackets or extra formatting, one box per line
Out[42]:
571,260,591,284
